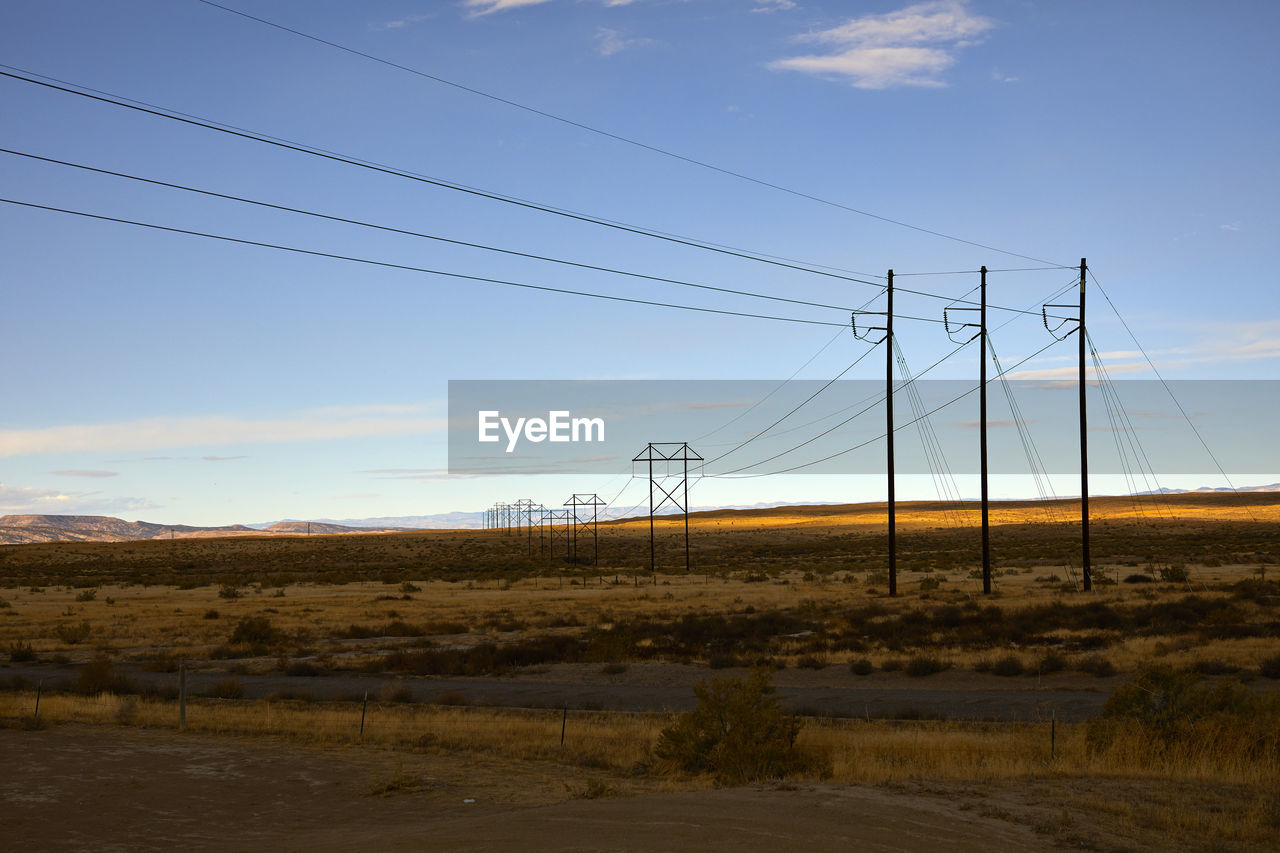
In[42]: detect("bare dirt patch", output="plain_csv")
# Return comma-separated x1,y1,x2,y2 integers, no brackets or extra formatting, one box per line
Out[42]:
0,725,1062,852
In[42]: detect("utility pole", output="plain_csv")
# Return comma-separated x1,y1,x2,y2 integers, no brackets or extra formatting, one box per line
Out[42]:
852,277,895,595
1042,257,1090,591
887,270,897,596
980,266,990,594
942,267,990,592
1078,259,1090,591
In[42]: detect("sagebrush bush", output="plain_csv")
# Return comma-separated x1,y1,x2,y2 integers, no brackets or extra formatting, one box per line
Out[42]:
905,654,949,677
991,654,1024,677
1087,665,1280,768
655,669,819,785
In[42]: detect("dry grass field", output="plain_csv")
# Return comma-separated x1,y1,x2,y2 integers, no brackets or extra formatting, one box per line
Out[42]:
2,492,1279,850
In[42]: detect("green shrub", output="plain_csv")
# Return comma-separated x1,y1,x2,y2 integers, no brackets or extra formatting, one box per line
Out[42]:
1079,654,1116,677
655,669,815,785
849,658,874,676
1260,654,1280,680
905,654,949,677
76,655,134,695
8,642,36,663
203,679,245,699
991,654,1024,677
1037,651,1067,674
55,620,92,645
229,616,282,651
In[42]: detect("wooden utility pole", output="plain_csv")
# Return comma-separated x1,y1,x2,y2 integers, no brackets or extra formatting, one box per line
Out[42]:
887,270,897,597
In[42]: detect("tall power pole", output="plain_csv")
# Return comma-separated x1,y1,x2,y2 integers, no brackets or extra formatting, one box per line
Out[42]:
1042,257,1091,591
1078,259,1090,591
886,270,896,596
943,267,990,592
852,280,895,595
980,266,991,594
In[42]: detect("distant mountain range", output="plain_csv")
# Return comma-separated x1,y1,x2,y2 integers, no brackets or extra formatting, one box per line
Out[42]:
1133,483,1280,495
0,515,410,545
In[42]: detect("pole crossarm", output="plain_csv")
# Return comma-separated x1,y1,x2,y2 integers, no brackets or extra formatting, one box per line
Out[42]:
851,310,889,344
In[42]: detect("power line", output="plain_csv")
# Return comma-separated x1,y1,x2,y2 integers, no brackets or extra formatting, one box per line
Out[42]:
195,0,1071,268
1,147,866,317
1088,269,1252,506
704,342,880,466
0,197,852,329
0,69,1077,325
708,338,974,477
712,336,1064,479
0,67,891,291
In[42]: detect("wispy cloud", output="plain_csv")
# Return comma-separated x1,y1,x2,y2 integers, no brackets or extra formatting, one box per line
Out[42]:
372,13,433,31
51,469,118,478
1011,320,1280,379
948,419,1023,430
1220,221,1241,232
595,27,653,56
752,0,796,13
0,483,156,516
0,405,444,457
462,0,552,18
363,468,477,480
202,456,248,462
769,0,994,89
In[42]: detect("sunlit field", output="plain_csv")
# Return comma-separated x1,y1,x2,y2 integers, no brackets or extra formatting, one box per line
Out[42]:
3,492,1279,850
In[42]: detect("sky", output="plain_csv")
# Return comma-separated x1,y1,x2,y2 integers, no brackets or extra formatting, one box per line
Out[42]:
1,0,1277,525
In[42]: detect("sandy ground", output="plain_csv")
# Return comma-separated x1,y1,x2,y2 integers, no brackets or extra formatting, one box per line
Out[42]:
0,726,1062,852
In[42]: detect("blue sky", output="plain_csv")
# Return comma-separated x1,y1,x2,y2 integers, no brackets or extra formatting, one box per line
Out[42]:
1,0,1277,525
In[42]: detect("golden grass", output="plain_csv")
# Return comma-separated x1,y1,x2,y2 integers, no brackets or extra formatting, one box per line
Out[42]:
5,688,1277,848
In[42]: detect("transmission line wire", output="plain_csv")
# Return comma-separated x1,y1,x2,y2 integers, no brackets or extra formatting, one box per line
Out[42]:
708,338,974,477
0,197,853,328
1,148,870,317
0,67,1078,326
195,0,1073,269
713,336,1064,479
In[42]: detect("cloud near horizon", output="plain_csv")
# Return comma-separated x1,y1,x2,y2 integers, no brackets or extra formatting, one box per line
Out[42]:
0,483,156,516
769,0,994,89
0,405,444,457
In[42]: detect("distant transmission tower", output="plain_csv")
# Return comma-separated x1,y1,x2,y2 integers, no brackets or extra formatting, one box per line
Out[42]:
633,442,702,572
566,493,605,566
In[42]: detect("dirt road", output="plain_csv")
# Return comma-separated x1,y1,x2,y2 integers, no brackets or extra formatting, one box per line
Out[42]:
5,660,1113,722
0,726,1059,852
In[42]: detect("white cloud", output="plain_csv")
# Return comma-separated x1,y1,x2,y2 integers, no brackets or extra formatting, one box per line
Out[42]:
769,0,994,89
0,483,156,516
462,0,552,17
595,26,653,56
52,469,118,478
753,0,797,13
1220,221,1241,231
372,13,433,31
0,405,444,457
1008,320,1280,380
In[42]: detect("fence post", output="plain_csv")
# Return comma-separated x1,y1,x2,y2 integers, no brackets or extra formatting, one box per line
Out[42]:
1050,711,1056,761
360,691,369,738
178,663,186,730
560,706,567,748
34,679,42,723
